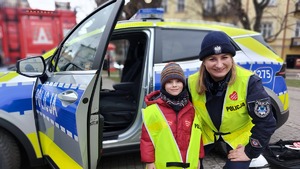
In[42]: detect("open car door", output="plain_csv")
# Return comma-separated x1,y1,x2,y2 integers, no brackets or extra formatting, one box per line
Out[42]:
17,0,124,168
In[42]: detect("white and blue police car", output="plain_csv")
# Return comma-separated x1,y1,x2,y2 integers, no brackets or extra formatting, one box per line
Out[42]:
0,1,289,168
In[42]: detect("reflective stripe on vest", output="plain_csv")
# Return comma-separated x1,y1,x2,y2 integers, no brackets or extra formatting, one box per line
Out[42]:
188,66,254,149
142,104,201,169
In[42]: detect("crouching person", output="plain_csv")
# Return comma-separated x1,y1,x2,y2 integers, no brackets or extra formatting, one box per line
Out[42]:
188,31,277,169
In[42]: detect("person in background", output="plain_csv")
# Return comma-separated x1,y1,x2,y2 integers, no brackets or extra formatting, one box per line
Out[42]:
188,31,276,169
140,62,204,169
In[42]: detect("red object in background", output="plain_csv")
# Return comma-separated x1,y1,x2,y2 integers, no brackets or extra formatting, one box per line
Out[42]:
0,7,76,65
108,43,116,50
295,58,300,69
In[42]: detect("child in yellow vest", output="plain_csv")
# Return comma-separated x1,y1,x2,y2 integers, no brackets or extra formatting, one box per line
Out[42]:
140,62,204,169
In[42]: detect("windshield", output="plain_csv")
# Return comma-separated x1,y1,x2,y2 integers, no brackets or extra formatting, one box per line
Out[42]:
56,4,114,71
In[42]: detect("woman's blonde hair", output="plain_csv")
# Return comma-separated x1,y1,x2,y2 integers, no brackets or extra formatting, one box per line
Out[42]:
196,59,237,95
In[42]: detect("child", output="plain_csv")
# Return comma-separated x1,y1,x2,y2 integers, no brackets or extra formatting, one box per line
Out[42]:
140,62,204,169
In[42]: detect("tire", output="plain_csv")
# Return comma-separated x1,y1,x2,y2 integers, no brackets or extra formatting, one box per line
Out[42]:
0,129,21,169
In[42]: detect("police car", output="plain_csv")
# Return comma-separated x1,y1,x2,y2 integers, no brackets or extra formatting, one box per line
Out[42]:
0,0,289,168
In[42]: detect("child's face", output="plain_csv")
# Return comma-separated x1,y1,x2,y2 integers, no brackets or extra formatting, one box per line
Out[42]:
164,79,184,96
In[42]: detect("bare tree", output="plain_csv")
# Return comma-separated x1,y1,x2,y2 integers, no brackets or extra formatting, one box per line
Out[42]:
195,0,270,32
226,0,298,43
94,0,295,42
226,0,251,30
193,0,299,42
252,0,270,32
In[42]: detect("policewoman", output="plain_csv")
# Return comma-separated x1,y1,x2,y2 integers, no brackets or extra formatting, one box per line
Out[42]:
140,62,204,169
188,31,276,169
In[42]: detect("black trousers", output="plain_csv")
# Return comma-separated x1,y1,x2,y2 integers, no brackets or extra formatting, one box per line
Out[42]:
200,142,251,169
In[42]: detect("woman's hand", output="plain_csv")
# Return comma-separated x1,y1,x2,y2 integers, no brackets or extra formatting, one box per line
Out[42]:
146,162,156,169
227,144,251,161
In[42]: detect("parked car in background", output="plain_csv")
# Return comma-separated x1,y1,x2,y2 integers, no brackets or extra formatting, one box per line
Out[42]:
0,1,289,168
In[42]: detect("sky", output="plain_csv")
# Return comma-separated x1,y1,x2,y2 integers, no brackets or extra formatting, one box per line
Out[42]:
28,0,96,23
27,0,130,23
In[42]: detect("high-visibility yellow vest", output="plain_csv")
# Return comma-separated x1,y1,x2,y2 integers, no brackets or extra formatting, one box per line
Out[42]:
188,66,254,149
142,104,201,169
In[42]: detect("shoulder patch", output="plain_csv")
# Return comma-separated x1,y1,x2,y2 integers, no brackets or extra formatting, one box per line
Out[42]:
254,99,270,118
250,137,262,148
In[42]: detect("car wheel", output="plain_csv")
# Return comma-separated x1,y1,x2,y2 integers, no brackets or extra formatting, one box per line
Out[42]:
0,129,21,169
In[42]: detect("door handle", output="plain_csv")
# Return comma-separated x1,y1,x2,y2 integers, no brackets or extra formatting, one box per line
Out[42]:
58,90,78,102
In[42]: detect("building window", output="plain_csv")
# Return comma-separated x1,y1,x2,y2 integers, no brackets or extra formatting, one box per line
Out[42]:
203,0,214,16
268,0,277,6
204,0,214,13
297,1,300,12
296,21,300,37
177,0,185,12
162,0,168,13
261,22,273,38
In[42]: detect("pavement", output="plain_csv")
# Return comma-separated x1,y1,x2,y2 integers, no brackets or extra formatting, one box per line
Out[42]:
286,68,300,79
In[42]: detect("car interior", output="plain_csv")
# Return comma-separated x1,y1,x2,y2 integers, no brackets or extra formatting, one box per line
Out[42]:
99,32,147,137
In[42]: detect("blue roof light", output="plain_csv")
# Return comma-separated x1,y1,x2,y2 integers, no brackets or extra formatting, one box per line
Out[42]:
130,8,164,20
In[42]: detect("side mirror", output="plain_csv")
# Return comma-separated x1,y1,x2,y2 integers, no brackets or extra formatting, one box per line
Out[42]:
16,56,46,77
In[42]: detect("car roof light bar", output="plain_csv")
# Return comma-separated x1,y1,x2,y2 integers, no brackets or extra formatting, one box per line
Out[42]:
130,8,164,21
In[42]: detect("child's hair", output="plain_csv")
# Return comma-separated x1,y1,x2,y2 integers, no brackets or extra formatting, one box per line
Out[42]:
161,62,185,89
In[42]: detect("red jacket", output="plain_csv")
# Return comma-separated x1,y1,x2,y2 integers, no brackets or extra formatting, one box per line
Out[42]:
140,90,204,163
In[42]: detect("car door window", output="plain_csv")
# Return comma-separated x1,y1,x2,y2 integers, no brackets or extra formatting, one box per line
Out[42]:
56,4,114,71
155,29,240,63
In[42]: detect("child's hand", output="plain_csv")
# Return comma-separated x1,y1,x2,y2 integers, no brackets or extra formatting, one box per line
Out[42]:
146,162,156,169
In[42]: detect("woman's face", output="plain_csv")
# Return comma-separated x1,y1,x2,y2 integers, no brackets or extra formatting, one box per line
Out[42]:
164,79,184,96
203,53,233,81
